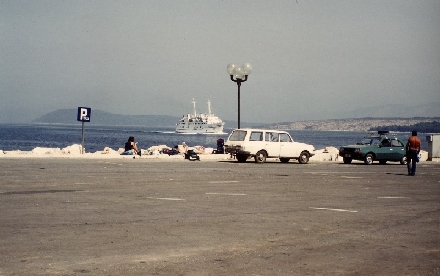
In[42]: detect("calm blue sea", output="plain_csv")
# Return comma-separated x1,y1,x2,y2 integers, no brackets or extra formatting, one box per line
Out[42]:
0,124,423,152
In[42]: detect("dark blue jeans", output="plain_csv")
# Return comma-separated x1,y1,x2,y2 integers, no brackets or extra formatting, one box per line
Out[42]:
406,150,418,175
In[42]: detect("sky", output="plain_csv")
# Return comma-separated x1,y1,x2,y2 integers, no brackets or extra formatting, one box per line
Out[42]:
1,0,439,124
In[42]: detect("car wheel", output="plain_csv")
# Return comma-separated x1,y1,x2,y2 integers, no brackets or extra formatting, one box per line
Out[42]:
364,153,374,165
343,158,352,164
255,150,267,163
280,158,290,163
298,151,310,164
236,154,248,163
400,156,407,165
379,160,387,165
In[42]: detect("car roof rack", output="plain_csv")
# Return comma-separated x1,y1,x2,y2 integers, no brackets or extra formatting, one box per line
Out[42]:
366,130,398,139
375,130,399,139
377,130,389,135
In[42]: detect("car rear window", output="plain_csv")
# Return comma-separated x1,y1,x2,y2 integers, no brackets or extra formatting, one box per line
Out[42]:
391,139,403,147
228,130,247,141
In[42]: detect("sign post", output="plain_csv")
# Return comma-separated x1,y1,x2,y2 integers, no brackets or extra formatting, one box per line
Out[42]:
77,107,92,154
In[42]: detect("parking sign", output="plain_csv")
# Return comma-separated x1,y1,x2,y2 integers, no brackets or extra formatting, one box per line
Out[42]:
77,107,91,122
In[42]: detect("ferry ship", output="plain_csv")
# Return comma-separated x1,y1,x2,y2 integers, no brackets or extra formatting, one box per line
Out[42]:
175,100,225,134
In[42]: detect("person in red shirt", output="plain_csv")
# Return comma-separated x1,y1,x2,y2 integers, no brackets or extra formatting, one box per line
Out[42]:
406,130,421,176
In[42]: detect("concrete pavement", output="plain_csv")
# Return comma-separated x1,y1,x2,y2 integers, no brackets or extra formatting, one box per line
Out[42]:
0,158,439,275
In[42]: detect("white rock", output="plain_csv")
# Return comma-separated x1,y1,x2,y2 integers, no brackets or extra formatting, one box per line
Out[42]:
62,144,82,155
32,147,62,155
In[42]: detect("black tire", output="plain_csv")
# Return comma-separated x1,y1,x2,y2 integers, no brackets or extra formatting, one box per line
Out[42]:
379,160,387,165
280,158,290,163
343,158,352,164
236,154,248,163
364,153,374,165
255,150,267,163
400,156,407,165
298,151,310,164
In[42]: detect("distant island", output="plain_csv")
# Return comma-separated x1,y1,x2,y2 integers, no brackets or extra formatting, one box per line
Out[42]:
373,121,440,133
32,109,179,128
264,117,440,133
32,109,440,133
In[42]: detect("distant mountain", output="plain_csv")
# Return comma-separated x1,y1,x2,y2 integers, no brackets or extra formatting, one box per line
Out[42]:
290,102,440,121
32,108,255,129
266,117,440,132
32,109,180,127
338,102,440,119
31,109,255,128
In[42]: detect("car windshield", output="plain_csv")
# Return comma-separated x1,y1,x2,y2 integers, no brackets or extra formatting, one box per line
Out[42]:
279,133,292,142
358,138,372,145
228,130,247,141
358,137,381,145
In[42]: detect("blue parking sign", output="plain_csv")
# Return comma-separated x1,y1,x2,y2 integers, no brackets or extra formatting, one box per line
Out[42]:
77,107,91,122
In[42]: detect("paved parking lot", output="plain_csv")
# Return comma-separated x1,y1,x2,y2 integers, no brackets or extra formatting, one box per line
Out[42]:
0,158,439,275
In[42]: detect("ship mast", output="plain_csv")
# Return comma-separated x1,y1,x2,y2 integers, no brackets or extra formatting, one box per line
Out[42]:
192,98,197,117
207,100,212,115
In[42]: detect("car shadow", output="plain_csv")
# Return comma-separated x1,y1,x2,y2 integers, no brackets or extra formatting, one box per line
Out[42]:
386,172,409,176
338,162,405,166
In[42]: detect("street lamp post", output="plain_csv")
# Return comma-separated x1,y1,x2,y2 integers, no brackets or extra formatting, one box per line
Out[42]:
227,63,252,129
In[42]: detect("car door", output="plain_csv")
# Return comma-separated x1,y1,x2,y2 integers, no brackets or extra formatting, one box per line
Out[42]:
279,132,297,158
376,139,393,160
249,131,265,155
265,132,280,157
390,139,405,160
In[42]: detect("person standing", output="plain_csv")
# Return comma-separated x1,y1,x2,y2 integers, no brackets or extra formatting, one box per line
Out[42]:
182,142,188,154
406,130,421,176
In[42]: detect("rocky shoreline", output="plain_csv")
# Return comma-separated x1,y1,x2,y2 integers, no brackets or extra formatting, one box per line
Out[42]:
0,144,432,163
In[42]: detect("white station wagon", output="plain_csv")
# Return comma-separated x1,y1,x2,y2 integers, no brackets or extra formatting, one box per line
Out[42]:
224,128,315,163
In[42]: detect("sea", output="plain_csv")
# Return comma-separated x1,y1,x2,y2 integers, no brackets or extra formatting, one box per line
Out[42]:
0,124,426,152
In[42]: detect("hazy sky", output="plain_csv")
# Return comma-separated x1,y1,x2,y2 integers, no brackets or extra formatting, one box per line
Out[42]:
1,0,439,124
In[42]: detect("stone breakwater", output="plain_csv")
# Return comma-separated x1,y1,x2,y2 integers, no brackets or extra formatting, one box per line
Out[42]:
0,144,430,162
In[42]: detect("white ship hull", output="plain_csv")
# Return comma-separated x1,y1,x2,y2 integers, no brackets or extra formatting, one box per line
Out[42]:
175,123,224,133
176,100,225,134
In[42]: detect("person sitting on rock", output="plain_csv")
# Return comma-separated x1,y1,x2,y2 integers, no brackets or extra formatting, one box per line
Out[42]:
121,136,141,156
